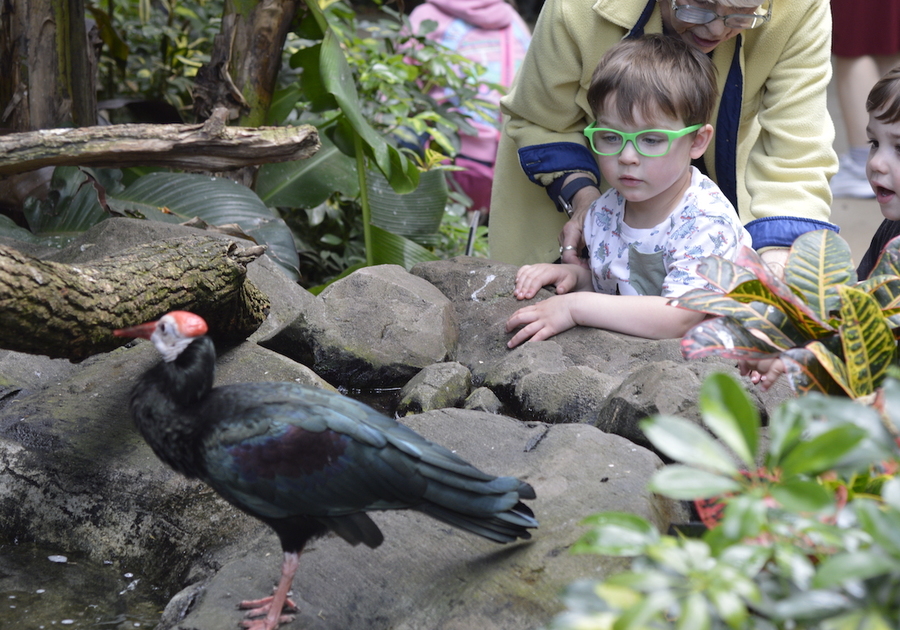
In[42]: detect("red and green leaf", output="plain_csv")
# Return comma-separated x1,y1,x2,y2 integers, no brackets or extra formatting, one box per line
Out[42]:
784,230,856,319
681,317,784,360
696,254,758,293
870,234,900,278
782,345,850,396
672,292,800,348
837,285,897,397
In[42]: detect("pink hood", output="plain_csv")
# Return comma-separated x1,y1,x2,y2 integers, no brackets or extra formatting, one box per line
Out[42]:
419,0,518,30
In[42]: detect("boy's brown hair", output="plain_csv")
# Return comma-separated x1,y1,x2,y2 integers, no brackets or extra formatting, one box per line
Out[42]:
867,65,900,124
586,34,718,127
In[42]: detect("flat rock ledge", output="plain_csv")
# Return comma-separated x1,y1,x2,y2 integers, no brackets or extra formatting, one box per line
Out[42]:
0,219,793,630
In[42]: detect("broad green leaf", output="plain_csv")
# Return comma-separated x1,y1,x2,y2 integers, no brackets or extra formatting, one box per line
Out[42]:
765,399,806,467
779,425,867,478
681,316,784,361
761,590,855,622
854,499,900,556
869,233,900,277
837,284,896,397
676,592,711,630
695,252,758,292
369,224,438,269
781,346,850,396
640,415,739,475
698,373,759,467
769,479,833,512
860,275,900,310
648,465,742,500
882,477,900,511
785,230,856,319
720,493,766,541
22,167,121,244
879,376,900,449
318,30,418,192
812,550,898,588
708,588,748,628
0,214,45,245
116,172,301,280
257,129,359,208
574,512,660,556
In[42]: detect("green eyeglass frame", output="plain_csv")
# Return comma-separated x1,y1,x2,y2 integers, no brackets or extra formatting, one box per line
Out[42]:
583,123,703,157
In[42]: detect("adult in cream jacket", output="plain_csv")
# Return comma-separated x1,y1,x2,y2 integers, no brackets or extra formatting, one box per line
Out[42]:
489,0,838,270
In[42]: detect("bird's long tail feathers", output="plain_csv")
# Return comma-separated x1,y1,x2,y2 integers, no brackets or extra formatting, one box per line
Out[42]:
415,471,537,543
417,500,537,543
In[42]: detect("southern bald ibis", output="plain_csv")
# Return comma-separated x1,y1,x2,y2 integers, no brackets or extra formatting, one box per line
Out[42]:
115,311,537,630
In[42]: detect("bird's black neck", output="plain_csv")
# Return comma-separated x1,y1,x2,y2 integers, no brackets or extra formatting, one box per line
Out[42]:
129,336,217,477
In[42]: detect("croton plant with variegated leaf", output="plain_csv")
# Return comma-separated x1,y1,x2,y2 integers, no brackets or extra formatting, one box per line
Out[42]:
672,229,900,399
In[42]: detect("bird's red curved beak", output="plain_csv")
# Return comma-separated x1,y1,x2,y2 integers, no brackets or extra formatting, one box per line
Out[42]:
113,321,157,340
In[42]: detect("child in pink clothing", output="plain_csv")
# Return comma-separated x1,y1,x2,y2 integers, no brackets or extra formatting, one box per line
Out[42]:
409,0,531,214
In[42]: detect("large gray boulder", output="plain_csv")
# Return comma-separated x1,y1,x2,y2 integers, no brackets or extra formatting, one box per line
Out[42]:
260,264,459,389
0,220,793,629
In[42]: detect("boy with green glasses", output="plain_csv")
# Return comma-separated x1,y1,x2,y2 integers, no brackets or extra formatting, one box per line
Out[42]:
506,34,751,345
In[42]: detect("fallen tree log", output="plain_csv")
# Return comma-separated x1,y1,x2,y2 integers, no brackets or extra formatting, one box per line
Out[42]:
0,235,270,361
0,107,320,176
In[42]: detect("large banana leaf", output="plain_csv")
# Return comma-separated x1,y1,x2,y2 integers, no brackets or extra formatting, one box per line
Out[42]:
837,285,897,397
114,172,301,280
369,224,438,268
20,167,122,246
256,126,359,209
317,28,417,193
784,229,856,320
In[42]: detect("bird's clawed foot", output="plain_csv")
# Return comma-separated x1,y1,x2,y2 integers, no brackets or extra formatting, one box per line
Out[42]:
239,593,299,630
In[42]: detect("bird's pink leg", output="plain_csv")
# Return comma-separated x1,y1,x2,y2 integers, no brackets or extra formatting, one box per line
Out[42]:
240,551,301,630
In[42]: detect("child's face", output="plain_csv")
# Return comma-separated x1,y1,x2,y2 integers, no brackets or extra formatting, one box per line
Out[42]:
866,109,900,221
594,99,710,217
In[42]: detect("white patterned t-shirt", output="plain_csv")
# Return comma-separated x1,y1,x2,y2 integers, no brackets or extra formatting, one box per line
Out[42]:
583,166,752,297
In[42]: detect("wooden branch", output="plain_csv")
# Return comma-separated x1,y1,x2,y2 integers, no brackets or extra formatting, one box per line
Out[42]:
0,107,320,175
0,234,271,361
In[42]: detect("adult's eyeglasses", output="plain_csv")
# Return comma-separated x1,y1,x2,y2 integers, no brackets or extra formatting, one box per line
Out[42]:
670,0,773,29
583,123,703,157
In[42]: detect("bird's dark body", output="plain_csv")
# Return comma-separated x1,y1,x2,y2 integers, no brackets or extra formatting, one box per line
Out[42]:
128,335,537,555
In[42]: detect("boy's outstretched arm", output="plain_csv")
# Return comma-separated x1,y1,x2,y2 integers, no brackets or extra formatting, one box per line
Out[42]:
506,293,706,347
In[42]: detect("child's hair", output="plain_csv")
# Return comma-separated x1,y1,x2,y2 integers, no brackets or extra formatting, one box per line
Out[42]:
867,64,900,124
586,34,718,128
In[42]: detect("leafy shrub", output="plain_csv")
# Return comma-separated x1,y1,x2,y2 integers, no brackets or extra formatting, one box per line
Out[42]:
551,372,900,629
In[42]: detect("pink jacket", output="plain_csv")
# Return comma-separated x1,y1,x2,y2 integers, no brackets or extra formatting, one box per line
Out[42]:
409,0,531,166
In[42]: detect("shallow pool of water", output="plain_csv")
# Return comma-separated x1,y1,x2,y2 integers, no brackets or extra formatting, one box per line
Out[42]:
0,542,166,629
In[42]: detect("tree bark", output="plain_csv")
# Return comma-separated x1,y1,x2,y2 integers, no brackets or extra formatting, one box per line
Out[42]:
0,0,96,131
0,235,270,361
193,0,303,127
0,107,320,175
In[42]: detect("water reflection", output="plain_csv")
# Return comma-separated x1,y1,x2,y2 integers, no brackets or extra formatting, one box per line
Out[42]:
0,542,165,629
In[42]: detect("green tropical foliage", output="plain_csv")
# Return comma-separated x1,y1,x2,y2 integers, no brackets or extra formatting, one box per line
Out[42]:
3,0,493,289
19,167,301,280
673,230,900,398
551,372,900,630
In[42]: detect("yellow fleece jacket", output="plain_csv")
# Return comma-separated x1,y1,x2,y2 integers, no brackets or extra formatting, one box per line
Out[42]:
489,0,838,265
